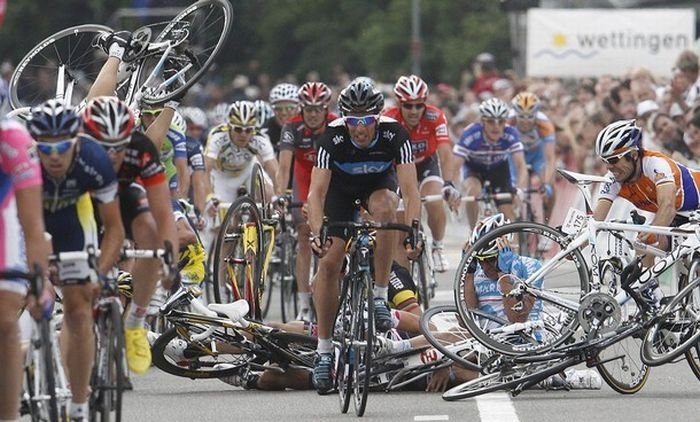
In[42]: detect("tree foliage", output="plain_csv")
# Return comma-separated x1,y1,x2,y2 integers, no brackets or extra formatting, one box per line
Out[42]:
0,0,511,85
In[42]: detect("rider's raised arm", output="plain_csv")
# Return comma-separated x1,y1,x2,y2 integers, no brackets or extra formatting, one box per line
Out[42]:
145,106,175,150
87,57,121,100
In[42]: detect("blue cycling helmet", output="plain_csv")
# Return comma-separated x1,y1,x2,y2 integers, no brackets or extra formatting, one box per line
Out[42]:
27,99,81,138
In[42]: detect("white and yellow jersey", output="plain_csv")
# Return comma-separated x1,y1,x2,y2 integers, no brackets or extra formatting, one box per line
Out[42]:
204,123,275,176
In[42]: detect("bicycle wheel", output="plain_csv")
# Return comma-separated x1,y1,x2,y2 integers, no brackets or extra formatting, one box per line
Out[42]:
263,331,318,368
641,275,700,366
151,326,256,379
455,221,591,356
10,24,112,109
139,0,233,104
249,163,269,216
352,274,374,417
686,341,700,381
279,233,298,323
35,319,60,422
90,301,126,422
213,197,264,318
336,276,353,414
419,305,488,371
594,261,650,394
411,246,431,310
442,356,575,401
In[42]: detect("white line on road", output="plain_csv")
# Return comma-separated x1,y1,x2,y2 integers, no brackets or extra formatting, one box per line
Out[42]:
476,392,519,422
414,415,449,421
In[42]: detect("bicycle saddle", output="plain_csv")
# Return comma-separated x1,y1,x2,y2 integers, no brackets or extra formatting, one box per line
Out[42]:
208,299,250,323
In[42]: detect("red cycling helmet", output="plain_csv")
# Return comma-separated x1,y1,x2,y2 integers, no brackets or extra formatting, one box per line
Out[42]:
82,96,135,143
298,82,332,107
394,75,429,102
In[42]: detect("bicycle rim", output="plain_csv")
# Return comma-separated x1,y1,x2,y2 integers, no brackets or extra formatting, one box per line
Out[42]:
10,24,112,109
419,305,486,371
336,277,353,413
686,341,700,381
595,325,649,394
412,252,430,310
280,238,299,322
40,319,59,422
151,326,255,378
641,276,700,366
353,275,373,417
141,0,233,104
455,221,590,356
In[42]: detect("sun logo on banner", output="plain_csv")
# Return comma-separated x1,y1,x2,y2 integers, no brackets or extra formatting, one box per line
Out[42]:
552,33,567,47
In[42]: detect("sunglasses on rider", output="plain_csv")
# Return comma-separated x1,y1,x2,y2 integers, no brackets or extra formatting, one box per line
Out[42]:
95,137,131,154
35,138,76,155
401,103,426,111
517,113,536,120
482,117,506,125
302,105,327,114
140,108,162,117
475,252,498,263
230,125,256,134
345,115,378,127
273,104,297,113
601,150,632,165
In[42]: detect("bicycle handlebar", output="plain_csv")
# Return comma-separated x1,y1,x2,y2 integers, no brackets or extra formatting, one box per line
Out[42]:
318,218,413,249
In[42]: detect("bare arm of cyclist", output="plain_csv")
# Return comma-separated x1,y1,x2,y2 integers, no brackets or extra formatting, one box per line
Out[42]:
463,273,479,310
145,107,175,150
15,185,50,276
261,157,279,196
174,156,188,198
307,166,331,238
511,150,528,191
96,199,125,275
396,162,420,226
543,142,556,187
276,150,293,197
145,180,179,266
593,198,613,221
637,182,675,248
87,57,121,100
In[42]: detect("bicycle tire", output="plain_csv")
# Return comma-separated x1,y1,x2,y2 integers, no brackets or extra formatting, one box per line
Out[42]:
279,233,298,323
353,273,373,417
442,356,576,401
594,264,650,394
456,221,590,356
151,326,255,379
10,24,112,109
90,301,126,422
641,274,700,366
336,275,353,414
39,318,59,422
686,341,700,381
412,248,431,310
140,0,233,104
418,305,485,372
212,196,264,318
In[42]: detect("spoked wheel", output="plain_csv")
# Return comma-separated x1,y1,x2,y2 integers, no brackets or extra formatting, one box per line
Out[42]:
442,357,574,401
139,0,233,104
9,24,112,109
336,276,353,414
212,196,264,319
279,234,298,323
456,222,590,356
352,274,374,417
248,163,269,216
90,301,126,422
641,273,700,366
27,318,61,422
419,305,488,372
686,341,700,381
151,326,257,379
594,262,650,394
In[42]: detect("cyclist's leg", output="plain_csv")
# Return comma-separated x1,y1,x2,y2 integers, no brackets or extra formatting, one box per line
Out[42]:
0,290,25,419
418,156,447,247
367,188,400,296
393,208,409,268
60,282,96,405
292,176,312,314
462,170,482,230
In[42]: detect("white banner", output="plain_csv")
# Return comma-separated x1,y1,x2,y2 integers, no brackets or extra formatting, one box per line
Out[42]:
526,9,696,77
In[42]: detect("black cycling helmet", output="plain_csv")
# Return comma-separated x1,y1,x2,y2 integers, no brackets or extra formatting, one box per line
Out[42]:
337,79,384,116
27,98,81,139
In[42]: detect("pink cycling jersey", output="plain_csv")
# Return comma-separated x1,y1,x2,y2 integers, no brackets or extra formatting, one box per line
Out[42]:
0,118,42,272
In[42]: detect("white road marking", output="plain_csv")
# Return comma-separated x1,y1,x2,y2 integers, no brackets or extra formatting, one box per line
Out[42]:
414,415,449,421
476,392,520,422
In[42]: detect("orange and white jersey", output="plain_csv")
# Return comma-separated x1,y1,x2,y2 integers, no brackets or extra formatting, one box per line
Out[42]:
598,150,700,213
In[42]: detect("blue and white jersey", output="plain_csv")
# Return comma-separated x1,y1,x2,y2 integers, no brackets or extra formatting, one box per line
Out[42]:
453,123,523,172
473,255,543,326
42,137,118,253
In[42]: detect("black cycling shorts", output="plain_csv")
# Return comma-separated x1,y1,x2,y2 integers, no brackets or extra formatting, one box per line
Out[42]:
120,183,150,239
388,262,418,309
463,160,513,205
415,154,443,185
324,171,398,239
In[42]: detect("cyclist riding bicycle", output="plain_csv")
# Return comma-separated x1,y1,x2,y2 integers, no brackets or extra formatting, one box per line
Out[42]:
277,81,337,321
0,113,50,422
29,99,125,421
509,92,556,223
262,83,300,150
592,119,700,307
383,75,452,272
82,96,179,375
307,79,421,394
203,100,278,208
444,98,528,229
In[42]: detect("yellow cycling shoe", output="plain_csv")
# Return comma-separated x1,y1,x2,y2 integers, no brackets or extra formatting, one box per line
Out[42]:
125,327,152,374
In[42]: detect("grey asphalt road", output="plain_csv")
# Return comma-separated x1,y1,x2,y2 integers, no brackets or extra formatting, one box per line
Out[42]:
123,217,700,422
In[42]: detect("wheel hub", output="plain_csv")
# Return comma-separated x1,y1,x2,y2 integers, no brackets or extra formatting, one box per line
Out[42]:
577,292,622,335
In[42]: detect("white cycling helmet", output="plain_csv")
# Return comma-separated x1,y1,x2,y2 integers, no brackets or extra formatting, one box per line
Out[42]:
269,83,299,105
254,99,273,128
228,101,257,127
470,213,510,258
181,107,208,128
479,98,509,119
595,119,641,159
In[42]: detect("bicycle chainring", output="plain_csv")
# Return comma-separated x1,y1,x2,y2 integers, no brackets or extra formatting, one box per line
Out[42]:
577,292,622,335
